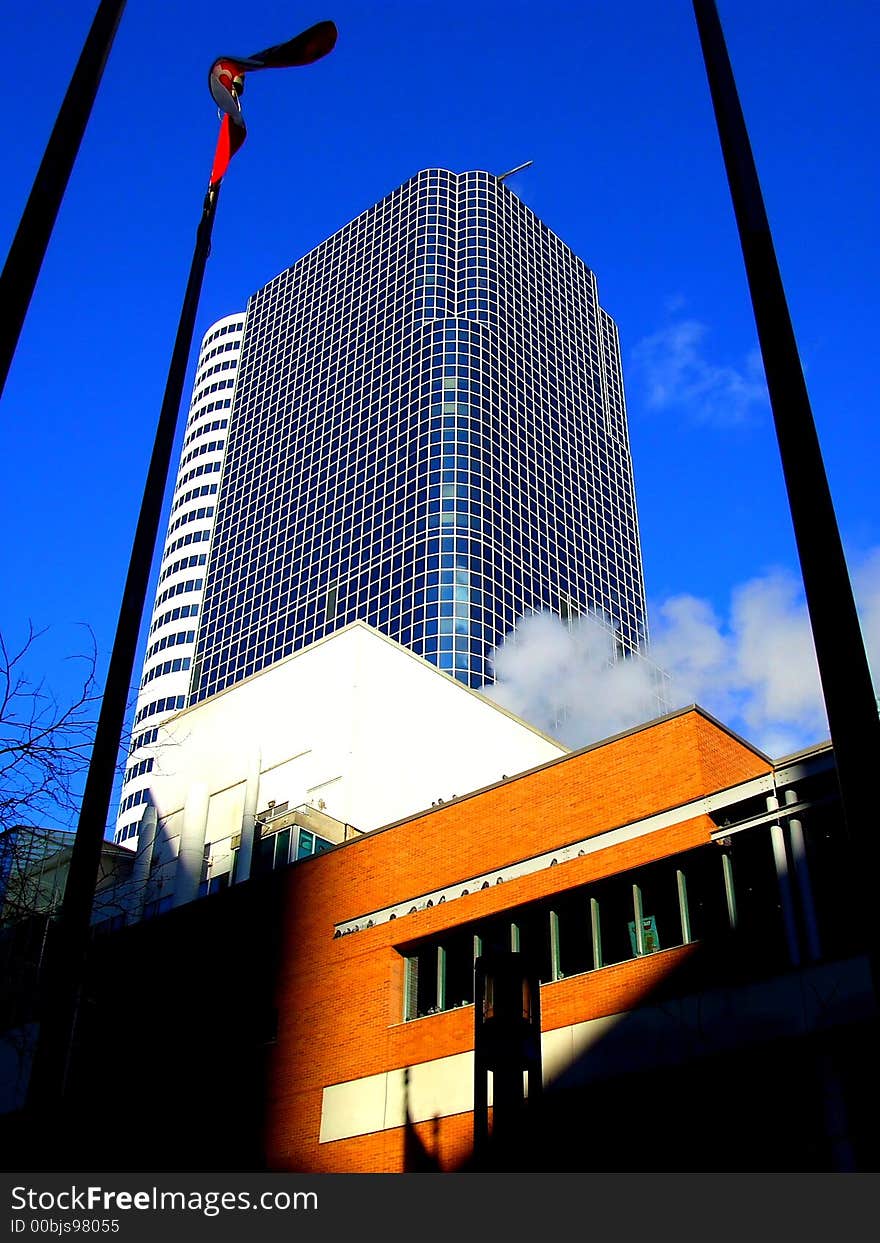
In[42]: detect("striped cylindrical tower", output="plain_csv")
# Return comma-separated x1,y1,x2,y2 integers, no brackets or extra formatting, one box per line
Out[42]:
114,312,245,845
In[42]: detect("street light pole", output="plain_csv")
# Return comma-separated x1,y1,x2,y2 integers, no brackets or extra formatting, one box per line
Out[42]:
0,0,126,398
692,0,880,988
25,176,223,1123
25,20,338,1148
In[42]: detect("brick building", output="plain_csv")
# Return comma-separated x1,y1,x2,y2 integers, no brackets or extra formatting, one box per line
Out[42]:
38,706,879,1171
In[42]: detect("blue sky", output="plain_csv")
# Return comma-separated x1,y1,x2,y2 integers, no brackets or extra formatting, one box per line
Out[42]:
2,1,879,803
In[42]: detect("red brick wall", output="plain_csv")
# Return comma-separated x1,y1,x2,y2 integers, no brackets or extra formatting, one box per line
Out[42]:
262,709,770,1171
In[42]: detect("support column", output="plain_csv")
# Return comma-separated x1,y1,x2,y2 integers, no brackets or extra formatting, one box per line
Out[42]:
721,850,738,930
784,786,822,962
768,794,800,966
549,909,561,981
235,748,262,884
632,883,646,955
173,783,209,908
590,897,602,969
436,945,447,1013
676,868,692,945
127,803,157,921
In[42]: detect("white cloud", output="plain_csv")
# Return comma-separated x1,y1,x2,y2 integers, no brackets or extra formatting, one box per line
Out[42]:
483,554,880,758
629,319,768,426
854,548,880,675
485,611,664,749
730,574,826,738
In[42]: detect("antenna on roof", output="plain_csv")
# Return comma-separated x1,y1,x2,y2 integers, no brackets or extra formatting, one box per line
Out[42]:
497,160,534,182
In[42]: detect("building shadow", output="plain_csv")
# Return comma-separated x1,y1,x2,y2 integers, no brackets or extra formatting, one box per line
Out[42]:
1,870,286,1171
402,1068,442,1172
455,935,878,1172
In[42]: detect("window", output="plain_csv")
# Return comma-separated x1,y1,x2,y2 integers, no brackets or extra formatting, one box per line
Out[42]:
245,824,333,878
198,873,231,898
397,833,796,1021
553,888,593,979
255,826,291,874
143,895,173,920
92,913,127,936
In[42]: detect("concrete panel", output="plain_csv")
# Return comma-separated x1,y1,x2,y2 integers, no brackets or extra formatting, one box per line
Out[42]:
408,1051,475,1123
321,1051,479,1143
258,756,311,812
319,1071,388,1143
206,782,246,863
541,1025,574,1082
556,1013,627,1086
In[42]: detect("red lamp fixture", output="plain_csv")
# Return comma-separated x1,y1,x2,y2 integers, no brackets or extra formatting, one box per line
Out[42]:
208,20,338,184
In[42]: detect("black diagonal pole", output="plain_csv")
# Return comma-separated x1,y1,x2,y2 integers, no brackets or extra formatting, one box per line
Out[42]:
23,23,338,1155
693,0,880,988
25,180,221,1132
0,0,126,397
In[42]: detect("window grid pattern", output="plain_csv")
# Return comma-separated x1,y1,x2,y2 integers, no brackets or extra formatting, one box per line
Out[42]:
114,314,244,844
192,170,647,703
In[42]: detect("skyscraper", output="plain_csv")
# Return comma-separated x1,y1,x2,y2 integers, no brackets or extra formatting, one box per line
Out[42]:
189,168,647,707
114,313,244,844
116,167,650,842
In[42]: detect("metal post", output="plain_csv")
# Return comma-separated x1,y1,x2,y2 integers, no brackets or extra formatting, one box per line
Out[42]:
26,181,222,1121
632,883,646,955
676,868,692,945
19,23,338,1153
721,849,737,930
473,951,542,1167
590,896,602,969
692,0,880,989
783,787,822,961
767,795,800,967
0,0,126,395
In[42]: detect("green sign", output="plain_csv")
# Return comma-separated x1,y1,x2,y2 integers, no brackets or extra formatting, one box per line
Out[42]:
628,915,660,955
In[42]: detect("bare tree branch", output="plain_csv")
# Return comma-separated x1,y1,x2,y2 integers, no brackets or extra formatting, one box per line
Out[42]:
0,623,102,837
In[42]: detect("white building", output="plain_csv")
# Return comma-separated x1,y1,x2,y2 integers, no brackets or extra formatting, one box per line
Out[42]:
115,312,245,845
129,622,567,917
